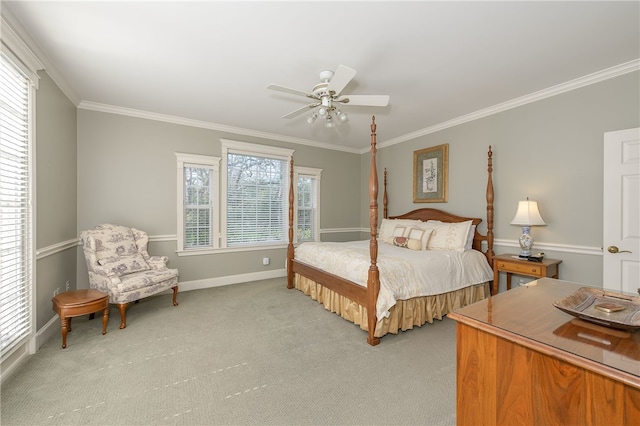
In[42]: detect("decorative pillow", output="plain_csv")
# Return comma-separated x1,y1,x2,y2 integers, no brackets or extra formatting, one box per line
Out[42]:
426,220,473,251
382,225,409,246
379,218,422,241
407,227,433,250
392,226,409,237
392,236,422,251
98,253,150,277
93,225,139,262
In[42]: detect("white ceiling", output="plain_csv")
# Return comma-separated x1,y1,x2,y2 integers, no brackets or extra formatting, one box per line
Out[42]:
3,1,639,151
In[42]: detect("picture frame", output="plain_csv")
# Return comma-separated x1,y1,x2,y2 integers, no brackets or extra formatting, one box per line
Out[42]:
413,143,448,203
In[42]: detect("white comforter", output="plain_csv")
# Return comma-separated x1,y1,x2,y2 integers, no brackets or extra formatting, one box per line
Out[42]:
294,240,493,319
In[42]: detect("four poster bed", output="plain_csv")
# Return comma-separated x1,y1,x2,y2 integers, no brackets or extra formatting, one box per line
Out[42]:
286,117,495,346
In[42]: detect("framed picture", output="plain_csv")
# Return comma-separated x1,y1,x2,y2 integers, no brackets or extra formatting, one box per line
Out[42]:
413,143,448,203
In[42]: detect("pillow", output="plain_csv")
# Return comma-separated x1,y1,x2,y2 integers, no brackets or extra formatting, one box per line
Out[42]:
426,220,473,251
392,236,422,251
465,225,476,250
379,218,422,241
407,227,433,250
392,226,409,237
382,225,411,246
98,253,150,276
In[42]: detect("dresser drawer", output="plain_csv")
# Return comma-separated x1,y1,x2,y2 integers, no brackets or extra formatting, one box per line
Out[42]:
495,261,542,276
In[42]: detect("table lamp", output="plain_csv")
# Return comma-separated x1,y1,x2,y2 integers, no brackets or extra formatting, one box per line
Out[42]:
510,198,546,258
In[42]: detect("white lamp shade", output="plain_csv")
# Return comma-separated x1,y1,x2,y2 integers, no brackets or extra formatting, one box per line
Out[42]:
510,200,546,226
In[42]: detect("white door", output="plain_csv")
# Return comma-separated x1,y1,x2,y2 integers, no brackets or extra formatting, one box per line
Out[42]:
603,127,640,294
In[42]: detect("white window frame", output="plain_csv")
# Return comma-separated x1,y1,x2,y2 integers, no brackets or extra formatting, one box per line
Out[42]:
293,166,322,243
1,18,43,362
175,153,220,254
220,139,294,248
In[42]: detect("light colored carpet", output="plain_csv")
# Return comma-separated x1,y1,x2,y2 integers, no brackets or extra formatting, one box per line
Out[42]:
1,278,457,425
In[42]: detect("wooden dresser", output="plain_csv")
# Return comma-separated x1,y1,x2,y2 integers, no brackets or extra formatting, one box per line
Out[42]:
448,278,639,425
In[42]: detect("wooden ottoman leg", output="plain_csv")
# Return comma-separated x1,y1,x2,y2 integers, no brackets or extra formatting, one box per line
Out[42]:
101,307,109,335
60,317,69,349
67,316,72,333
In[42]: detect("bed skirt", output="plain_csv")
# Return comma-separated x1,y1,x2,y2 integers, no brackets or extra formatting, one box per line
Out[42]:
294,274,490,338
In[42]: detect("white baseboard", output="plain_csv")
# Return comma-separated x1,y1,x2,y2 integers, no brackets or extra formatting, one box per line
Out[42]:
176,268,287,292
37,315,60,349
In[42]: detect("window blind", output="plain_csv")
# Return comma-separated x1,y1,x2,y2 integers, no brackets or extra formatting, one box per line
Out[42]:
183,164,212,248
0,53,33,357
226,152,288,246
297,175,317,242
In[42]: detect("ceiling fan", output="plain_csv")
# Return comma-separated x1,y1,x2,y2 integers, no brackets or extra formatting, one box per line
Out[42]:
267,65,389,127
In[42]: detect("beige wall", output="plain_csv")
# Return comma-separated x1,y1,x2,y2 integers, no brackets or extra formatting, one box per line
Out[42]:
35,71,77,329
75,110,362,286
366,71,640,288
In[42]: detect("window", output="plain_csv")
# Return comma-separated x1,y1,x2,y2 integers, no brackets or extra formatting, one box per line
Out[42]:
294,166,321,243
175,153,220,252
0,52,35,357
221,140,294,248
177,142,297,253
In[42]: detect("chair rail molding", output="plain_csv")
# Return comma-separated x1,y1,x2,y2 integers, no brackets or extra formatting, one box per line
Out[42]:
35,238,80,260
494,238,602,256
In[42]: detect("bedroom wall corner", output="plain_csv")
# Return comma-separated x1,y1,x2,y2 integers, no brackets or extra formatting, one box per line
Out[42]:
35,70,78,330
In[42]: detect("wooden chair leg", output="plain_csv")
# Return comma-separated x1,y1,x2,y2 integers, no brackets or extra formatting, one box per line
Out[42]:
101,306,109,335
171,286,179,306
117,303,128,329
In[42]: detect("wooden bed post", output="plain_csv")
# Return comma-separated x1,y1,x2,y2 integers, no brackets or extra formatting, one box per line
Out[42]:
486,146,495,264
383,168,388,219
367,116,381,346
287,156,295,289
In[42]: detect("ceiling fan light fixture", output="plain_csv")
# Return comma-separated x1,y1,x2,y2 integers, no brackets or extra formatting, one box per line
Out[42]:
267,64,389,129
325,115,334,128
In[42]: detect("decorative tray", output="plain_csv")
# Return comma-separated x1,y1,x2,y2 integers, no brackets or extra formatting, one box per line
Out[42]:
552,287,640,330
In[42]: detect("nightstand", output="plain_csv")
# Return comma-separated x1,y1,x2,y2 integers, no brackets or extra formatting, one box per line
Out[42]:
492,254,562,295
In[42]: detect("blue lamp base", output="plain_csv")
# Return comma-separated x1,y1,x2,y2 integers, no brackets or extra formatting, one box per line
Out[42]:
518,226,534,258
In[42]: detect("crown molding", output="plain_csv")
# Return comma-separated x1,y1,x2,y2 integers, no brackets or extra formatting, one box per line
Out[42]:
0,16,44,84
375,59,640,152
78,101,361,154
1,10,78,103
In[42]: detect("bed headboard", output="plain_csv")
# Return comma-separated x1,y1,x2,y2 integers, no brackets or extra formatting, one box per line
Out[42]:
381,146,494,261
388,208,486,253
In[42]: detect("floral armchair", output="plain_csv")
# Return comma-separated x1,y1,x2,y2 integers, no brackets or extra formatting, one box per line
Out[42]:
80,224,179,329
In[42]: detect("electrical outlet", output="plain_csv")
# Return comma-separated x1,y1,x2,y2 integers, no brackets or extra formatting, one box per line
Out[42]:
262,257,270,266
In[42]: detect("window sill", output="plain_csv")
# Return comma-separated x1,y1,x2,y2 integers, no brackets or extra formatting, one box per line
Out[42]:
176,243,289,257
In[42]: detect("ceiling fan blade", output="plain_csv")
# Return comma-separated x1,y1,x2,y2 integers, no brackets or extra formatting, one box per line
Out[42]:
326,65,356,96
267,84,312,98
282,103,319,119
339,95,389,107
